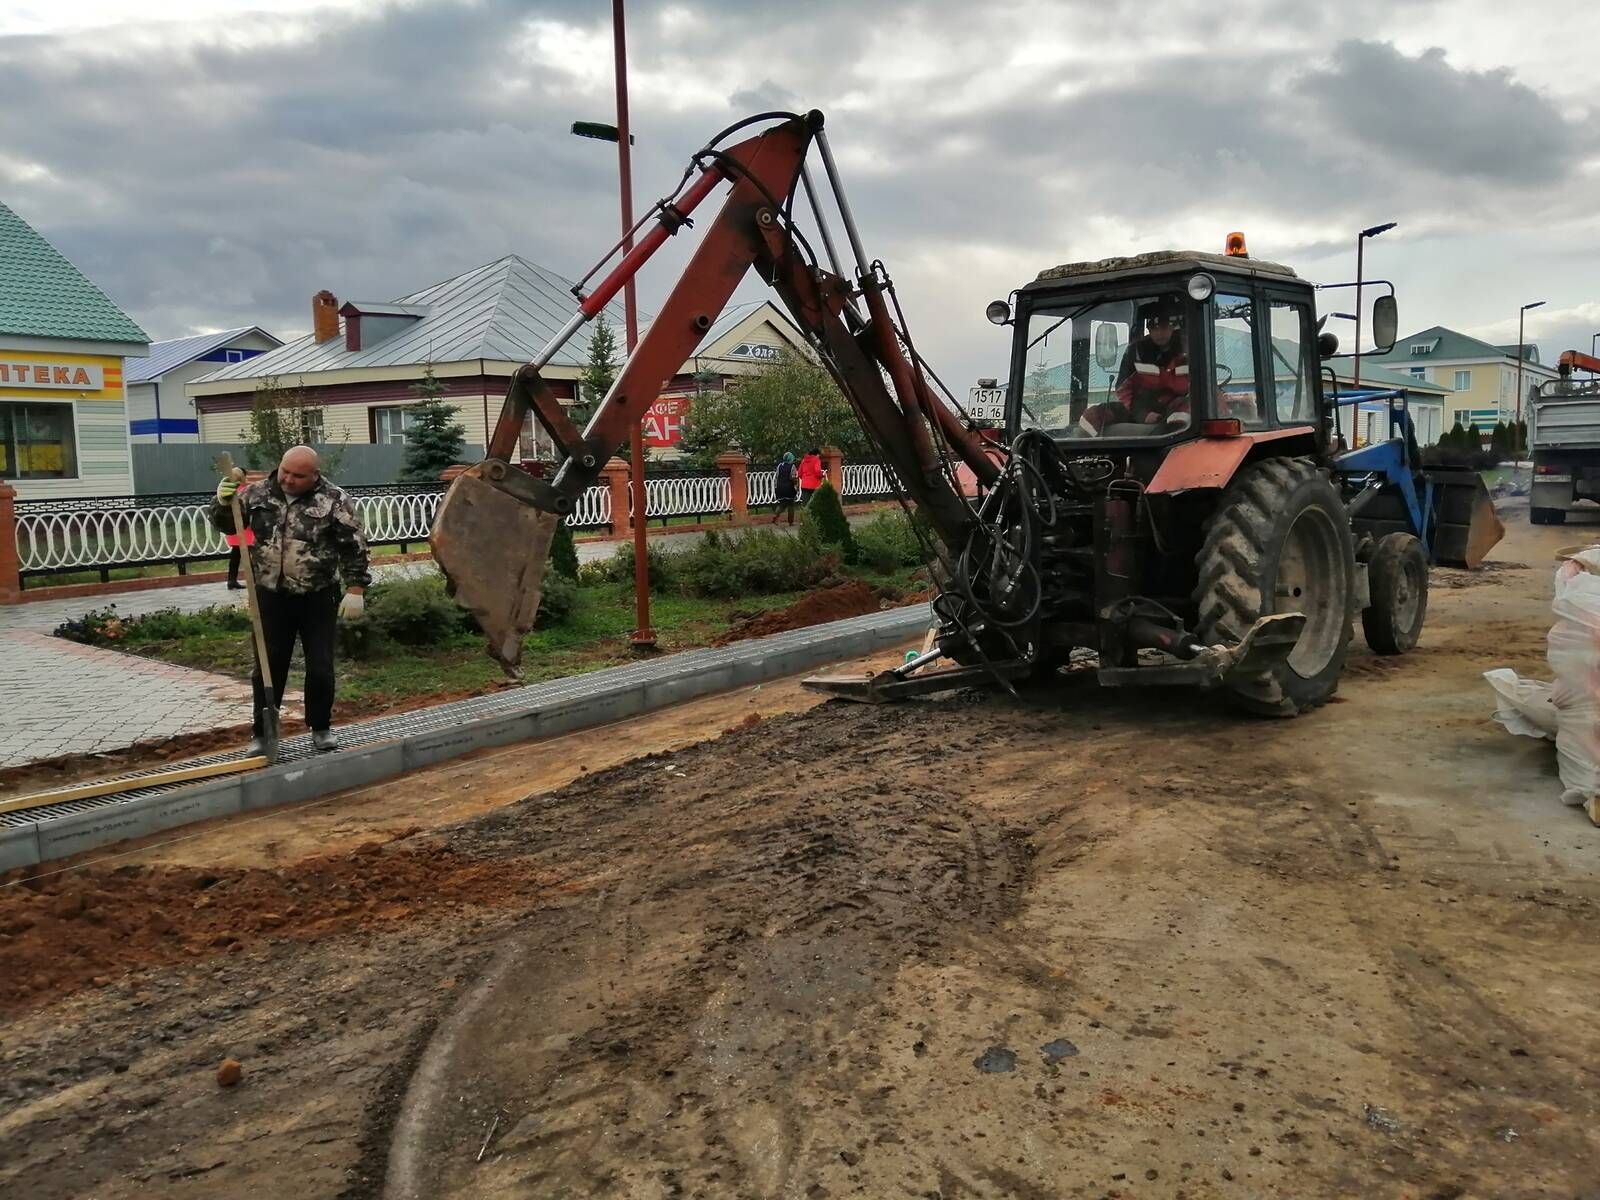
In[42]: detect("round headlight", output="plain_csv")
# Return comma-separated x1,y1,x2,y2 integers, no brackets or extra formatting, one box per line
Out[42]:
1186,273,1215,302
985,299,1011,326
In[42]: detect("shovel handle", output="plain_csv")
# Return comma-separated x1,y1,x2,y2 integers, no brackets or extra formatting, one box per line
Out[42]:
229,476,276,696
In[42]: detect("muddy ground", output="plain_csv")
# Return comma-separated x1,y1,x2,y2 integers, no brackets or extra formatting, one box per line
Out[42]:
2,502,1597,1199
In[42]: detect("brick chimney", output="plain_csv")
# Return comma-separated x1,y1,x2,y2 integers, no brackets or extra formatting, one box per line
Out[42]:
312,290,339,343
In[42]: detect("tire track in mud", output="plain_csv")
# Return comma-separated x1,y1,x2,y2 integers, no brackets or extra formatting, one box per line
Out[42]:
382,701,1038,1200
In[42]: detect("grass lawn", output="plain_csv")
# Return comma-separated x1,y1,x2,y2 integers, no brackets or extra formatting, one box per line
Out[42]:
100,566,921,716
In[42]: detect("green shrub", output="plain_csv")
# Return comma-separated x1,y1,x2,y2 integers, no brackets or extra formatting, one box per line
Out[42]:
365,575,466,646
585,539,678,591
534,571,577,629
801,479,855,563
337,617,385,660
675,527,833,597
851,512,925,572
549,521,579,580
54,603,251,645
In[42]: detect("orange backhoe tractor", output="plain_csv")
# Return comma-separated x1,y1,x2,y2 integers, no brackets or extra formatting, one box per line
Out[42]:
431,111,1501,715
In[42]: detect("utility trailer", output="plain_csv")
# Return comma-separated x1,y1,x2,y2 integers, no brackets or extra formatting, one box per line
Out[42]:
1529,350,1600,525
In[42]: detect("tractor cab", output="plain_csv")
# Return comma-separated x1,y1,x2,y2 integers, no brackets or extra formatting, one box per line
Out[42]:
999,250,1326,460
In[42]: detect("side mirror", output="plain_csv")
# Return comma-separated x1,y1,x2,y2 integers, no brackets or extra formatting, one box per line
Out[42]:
1094,324,1120,371
1317,331,1340,359
1371,295,1398,352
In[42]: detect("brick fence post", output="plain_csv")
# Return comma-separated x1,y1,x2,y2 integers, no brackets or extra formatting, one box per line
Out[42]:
0,484,20,604
716,452,750,524
599,457,632,538
821,445,844,494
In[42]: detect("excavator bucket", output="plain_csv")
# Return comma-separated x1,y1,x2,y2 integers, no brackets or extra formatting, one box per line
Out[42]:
1426,468,1504,569
429,465,559,677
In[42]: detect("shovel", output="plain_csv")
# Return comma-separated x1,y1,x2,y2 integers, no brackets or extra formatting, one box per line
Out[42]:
215,453,280,763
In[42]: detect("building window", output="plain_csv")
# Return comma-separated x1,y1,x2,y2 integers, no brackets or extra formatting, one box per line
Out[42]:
224,349,246,363
0,401,78,479
1409,339,1439,356
1408,367,1426,379
300,410,325,443
1453,370,1470,391
372,406,415,445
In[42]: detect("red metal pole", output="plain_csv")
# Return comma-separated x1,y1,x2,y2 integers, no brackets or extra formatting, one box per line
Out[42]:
614,0,655,649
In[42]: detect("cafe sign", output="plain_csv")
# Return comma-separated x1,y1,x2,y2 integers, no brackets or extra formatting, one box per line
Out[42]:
0,359,104,391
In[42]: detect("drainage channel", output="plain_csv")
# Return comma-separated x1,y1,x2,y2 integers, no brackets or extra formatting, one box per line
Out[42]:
0,605,933,871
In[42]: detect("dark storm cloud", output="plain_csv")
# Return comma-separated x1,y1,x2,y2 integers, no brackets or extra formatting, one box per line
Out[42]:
1298,40,1582,181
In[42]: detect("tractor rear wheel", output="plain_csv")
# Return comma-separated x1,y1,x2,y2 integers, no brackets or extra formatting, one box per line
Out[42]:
1194,457,1356,717
1361,532,1428,655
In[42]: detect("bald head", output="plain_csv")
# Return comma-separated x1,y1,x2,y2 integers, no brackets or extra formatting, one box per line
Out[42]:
278,445,321,496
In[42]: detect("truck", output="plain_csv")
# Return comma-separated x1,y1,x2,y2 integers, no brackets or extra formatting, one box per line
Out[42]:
1530,350,1600,525
428,110,1502,716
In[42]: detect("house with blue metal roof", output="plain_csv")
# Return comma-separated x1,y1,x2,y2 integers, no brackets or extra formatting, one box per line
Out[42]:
125,327,280,444
0,200,149,499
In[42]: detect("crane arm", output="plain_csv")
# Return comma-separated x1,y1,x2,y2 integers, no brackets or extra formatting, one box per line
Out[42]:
432,111,1000,672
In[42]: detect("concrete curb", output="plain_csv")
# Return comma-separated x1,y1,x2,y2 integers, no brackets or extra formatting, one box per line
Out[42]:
0,604,932,872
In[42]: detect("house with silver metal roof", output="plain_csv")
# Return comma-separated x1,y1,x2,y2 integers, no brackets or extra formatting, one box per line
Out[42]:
188,257,809,463
188,255,632,460
0,200,148,499
125,326,281,444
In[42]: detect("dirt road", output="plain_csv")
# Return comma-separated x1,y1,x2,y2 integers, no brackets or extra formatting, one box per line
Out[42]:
3,502,1597,1199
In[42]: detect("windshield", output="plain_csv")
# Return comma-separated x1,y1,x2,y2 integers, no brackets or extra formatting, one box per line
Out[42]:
1015,292,1192,439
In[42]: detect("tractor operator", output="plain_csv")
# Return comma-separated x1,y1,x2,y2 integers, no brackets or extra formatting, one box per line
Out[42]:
1078,299,1190,436
211,445,370,754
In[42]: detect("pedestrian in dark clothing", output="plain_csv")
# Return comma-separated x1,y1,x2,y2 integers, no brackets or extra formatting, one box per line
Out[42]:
210,445,370,754
798,448,825,504
771,452,799,524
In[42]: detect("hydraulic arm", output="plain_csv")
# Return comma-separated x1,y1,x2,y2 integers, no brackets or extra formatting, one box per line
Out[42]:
431,110,1000,673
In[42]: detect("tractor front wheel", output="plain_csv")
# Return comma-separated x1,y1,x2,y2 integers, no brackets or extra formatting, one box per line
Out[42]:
1361,532,1428,655
1195,458,1356,717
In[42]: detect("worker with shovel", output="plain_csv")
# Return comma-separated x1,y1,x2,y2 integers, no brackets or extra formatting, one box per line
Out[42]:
211,446,370,754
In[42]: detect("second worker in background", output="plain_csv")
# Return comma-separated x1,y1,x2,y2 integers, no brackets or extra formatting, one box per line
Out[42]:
211,445,371,753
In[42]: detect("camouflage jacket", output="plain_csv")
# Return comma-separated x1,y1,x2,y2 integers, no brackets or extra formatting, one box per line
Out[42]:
210,473,371,595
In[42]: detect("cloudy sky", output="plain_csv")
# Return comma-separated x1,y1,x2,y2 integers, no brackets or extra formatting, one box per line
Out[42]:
3,0,1596,386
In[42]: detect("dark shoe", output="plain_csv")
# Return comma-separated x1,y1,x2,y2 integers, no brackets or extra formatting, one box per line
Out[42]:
312,729,340,753
227,581,245,590
246,736,266,756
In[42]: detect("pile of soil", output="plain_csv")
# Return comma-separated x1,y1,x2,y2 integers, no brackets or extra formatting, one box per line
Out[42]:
714,581,909,644
0,835,571,1010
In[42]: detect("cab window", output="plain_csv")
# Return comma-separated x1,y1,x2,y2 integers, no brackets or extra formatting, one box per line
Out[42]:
1268,299,1314,425
1211,293,1265,429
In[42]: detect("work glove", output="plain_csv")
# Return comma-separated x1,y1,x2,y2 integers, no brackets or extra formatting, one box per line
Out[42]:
338,591,365,621
216,477,240,504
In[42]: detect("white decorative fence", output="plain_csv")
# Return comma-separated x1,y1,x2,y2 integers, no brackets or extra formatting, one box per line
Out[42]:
13,481,614,581
10,463,897,584
747,469,778,507
635,473,732,522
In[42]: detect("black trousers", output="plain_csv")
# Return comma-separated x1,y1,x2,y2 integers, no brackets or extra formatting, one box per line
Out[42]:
226,547,241,585
251,586,339,734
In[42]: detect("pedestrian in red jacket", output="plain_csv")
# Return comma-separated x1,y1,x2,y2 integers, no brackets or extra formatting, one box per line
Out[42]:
798,448,825,503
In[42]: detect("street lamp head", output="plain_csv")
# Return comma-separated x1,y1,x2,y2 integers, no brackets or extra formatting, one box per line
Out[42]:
1361,222,1398,239
571,120,635,145
1521,300,1546,312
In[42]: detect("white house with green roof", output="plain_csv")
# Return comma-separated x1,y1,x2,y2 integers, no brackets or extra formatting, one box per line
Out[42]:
0,200,148,498
1361,325,1557,434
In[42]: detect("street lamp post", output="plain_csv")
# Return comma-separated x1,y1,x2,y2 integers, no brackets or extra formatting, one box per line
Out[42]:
1591,331,1598,359
1515,300,1545,463
1352,221,1396,393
